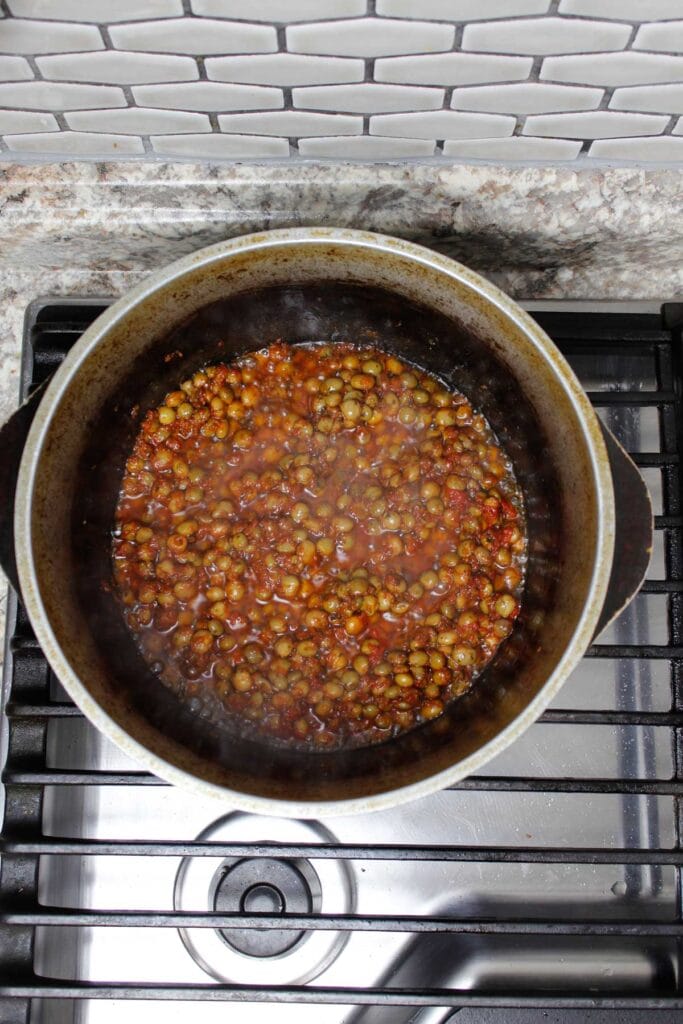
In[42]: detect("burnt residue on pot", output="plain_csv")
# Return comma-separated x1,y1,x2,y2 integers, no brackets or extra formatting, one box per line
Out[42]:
71,283,561,796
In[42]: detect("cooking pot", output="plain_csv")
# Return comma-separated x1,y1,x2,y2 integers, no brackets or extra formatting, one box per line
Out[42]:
0,229,652,816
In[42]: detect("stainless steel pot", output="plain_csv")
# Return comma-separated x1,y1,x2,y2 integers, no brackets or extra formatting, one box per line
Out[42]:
0,228,652,816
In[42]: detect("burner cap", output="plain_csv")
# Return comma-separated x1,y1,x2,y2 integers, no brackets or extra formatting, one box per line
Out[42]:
213,856,312,957
174,813,354,985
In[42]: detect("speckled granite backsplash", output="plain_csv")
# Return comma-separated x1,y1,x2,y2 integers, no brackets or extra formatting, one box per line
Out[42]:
0,158,682,644
2,159,683,422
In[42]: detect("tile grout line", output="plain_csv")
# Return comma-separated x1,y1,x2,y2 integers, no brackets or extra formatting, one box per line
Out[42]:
528,55,543,84
274,23,299,151
662,114,678,136
194,55,221,137
22,55,43,82
598,86,614,112
625,22,638,51
102,20,154,154
432,21,462,151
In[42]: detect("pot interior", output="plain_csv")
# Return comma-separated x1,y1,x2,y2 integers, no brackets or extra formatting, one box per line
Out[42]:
26,240,607,807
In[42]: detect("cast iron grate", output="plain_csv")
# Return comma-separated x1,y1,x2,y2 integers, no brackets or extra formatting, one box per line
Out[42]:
1,298,683,1021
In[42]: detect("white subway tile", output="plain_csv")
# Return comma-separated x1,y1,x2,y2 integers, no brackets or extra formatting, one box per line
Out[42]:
66,107,211,134
674,118,683,134
370,110,514,139
523,110,669,138
0,81,126,110
378,0,549,20
294,83,444,113
8,0,183,20
376,52,532,86
589,136,683,160
109,18,277,56
611,84,683,115
559,0,682,18
451,82,601,115
37,51,198,85
634,22,683,53
217,110,362,136
541,51,683,86
0,109,57,133
287,18,454,58
192,0,366,20
463,17,630,55
0,18,103,54
133,81,283,111
299,134,436,157
151,133,290,157
207,54,364,87
0,56,32,80
442,136,581,160
5,131,145,155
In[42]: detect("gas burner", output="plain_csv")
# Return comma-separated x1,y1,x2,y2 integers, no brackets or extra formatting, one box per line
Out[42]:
174,813,355,984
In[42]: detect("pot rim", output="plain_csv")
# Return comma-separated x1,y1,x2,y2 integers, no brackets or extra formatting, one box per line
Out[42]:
14,227,615,816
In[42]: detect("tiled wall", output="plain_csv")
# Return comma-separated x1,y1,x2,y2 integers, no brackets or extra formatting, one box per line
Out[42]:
1,0,682,162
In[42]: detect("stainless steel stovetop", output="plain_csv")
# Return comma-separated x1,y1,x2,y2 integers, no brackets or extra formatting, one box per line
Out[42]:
1,299,681,1024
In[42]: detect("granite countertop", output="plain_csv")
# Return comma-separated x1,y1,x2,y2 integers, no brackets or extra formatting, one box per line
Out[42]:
1,158,682,653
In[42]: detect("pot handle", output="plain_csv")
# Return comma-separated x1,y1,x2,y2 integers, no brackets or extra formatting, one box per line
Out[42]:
593,423,653,640
0,383,46,596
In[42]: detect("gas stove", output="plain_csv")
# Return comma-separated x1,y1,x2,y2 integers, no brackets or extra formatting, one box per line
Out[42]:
1,298,682,1024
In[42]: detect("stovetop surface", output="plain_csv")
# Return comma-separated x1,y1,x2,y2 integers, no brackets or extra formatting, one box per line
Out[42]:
1,299,682,1024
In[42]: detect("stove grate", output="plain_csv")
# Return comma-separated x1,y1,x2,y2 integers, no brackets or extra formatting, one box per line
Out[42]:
1,299,682,1021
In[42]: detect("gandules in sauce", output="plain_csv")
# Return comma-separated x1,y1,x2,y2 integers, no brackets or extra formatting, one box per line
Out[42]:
113,343,526,750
